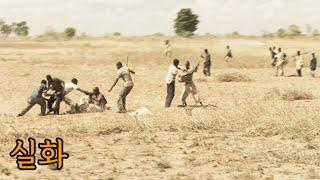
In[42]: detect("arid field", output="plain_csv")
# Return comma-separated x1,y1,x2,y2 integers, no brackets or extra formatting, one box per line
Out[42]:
1,36,320,179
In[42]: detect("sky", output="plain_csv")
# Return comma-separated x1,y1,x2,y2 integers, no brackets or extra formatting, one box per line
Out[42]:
0,0,319,36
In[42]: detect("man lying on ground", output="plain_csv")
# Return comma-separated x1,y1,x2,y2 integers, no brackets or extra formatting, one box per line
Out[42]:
77,87,107,113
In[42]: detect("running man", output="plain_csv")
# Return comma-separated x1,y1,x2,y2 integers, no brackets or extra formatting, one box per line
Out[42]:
179,61,203,107
109,62,135,113
17,80,47,117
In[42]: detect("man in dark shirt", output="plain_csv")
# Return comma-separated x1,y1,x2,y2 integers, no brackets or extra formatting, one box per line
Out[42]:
201,49,211,76
46,74,65,114
17,80,47,116
310,53,317,78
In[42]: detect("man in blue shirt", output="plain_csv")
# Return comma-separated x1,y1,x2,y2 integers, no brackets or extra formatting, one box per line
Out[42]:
17,80,47,117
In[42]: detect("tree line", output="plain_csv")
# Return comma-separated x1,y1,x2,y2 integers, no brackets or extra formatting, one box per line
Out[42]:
1,9,319,39
262,24,320,38
0,18,29,37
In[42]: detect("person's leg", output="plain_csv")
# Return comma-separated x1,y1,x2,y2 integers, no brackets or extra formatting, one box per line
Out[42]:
181,84,190,106
190,82,201,104
203,67,207,76
118,86,133,112
47,95,56,113
208,64,211,76
122,86,133,111
53,92,64,115
280,65,284,76
36,97,46,116
165,82,175,107
299,69,301,77
18,99,36,116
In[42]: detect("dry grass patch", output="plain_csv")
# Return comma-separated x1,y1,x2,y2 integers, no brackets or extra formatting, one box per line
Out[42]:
217,73,252,82
282,90,314,101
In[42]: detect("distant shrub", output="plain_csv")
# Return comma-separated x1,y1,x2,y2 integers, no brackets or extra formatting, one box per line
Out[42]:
152,32,164,37
282,90,314,101
217,73,252,82
157,160,171,169
64,27,76,38
113,32,121,36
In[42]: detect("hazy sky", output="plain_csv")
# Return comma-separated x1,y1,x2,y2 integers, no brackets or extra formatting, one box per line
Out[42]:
0,0,318,36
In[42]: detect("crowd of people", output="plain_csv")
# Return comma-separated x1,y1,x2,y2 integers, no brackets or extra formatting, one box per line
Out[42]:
20,40,319,117
17,62,134,117
269,47,317,77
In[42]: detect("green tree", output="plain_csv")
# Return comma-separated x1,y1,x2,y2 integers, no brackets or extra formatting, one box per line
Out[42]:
174,8,199,37
1,24,12,36
287,24,301,36
12,21,29,36
277,28,287,38
64,27,76,38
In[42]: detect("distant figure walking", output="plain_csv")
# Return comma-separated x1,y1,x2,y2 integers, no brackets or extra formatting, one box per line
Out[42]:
310,53,317,78
200,49,211,76
165,59,180,107
109,62,135,113
224,45,233,62
274,48,287,76
270,47,277,66
179,61,203,107
164,40,172,57
294,51,304,77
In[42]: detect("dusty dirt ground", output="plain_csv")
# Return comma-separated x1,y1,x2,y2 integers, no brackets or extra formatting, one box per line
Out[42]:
0,36,320,179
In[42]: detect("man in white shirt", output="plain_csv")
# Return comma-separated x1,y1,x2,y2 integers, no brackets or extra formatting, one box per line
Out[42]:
165,59,180,107
55,78,85,112
294,51,304,77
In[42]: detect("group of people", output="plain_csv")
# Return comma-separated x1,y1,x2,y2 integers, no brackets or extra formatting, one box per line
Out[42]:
165,59,203,108
18,62,135,117
269,47,317,77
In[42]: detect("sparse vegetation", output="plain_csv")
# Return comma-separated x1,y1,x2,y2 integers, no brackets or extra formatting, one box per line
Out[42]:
157,160,171,169
217,73,252,82
282,90,314,101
